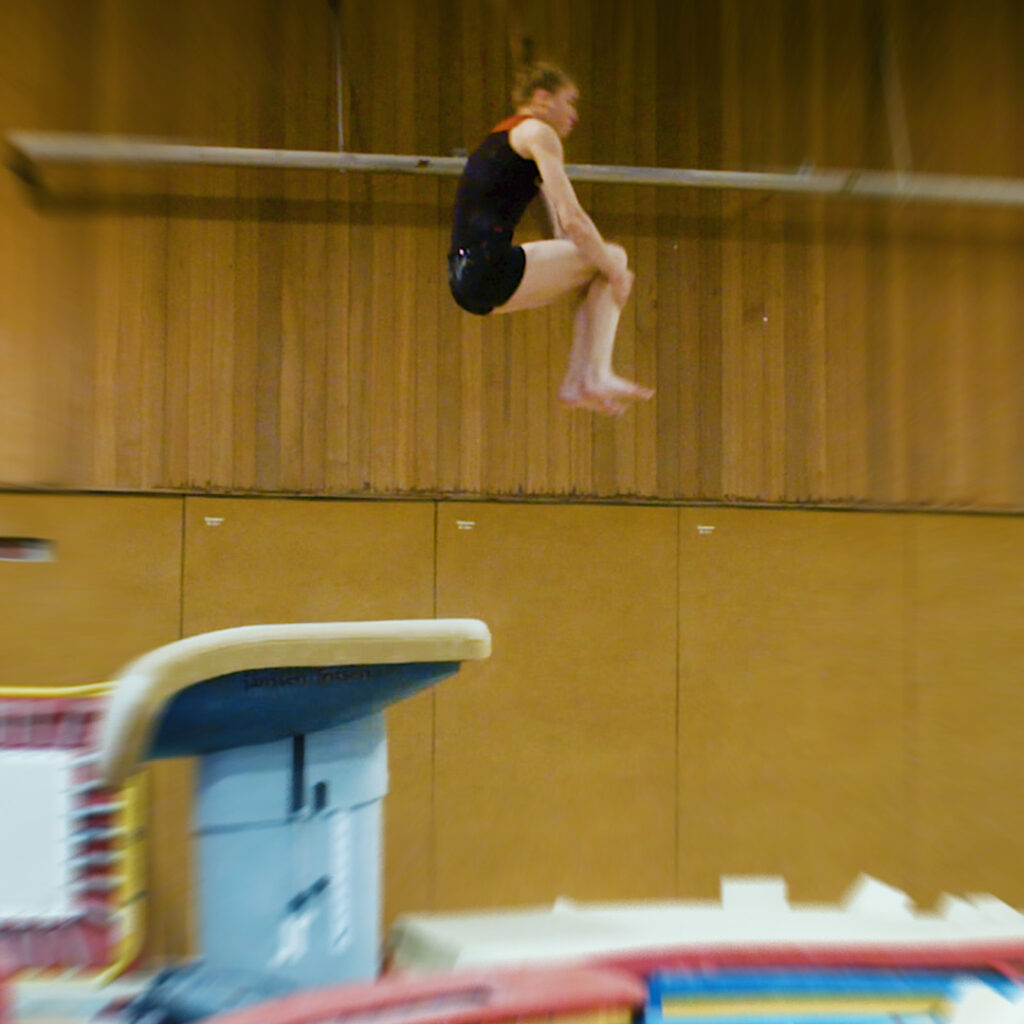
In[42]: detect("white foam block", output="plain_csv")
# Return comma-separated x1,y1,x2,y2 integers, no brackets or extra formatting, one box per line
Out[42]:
967,895,1024,924
720,876,790,914
840,873,915,917
937,893,980,922
948,983,1024,1024
386,876,1024,973
0,750,74,921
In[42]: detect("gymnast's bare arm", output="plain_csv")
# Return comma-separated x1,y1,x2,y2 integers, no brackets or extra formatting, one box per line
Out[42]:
510,118,632,306
539,185,567,239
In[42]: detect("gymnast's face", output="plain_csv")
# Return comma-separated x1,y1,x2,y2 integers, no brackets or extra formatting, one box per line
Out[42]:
536,84,579,139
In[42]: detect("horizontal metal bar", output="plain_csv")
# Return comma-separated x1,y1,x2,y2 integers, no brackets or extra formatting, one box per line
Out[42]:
70,780,105,796
68,852,121,870
71,827,123,844
8,130,1024,209
70,801,122,819
6,131,465,176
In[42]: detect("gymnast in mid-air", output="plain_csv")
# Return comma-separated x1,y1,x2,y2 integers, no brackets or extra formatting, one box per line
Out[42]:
448,62,655,416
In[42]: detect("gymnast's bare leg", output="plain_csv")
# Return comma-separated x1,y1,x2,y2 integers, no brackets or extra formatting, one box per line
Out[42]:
494,239,653,415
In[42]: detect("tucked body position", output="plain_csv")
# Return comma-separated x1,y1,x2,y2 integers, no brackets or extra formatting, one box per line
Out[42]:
447,63,655,416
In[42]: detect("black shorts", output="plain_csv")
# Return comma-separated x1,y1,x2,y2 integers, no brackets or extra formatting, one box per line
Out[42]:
447,243,527,316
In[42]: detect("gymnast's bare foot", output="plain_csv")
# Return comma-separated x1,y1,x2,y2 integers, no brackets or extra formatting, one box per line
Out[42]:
559,374,655,416
559,384,627,415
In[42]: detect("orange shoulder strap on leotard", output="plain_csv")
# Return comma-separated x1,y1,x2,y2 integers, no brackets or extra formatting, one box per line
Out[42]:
491,113,531,134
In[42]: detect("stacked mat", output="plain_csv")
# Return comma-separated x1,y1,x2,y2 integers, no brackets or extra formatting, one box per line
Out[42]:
644,968,1021,1024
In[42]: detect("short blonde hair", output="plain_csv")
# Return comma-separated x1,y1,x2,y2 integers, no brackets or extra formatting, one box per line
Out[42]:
511,62,575,107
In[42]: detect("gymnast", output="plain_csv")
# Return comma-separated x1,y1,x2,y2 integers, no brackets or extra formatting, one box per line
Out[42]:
448,62,655,415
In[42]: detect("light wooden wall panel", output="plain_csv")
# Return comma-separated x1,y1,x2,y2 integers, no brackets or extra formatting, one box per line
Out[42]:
180,498,437,929
434,502,678,907
4,0,1023,506
0,494,182,687
911,515,1024,906
0,493,186,958
677,507,910,899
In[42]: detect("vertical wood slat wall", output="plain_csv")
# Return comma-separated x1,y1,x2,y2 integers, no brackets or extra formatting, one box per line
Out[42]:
1,0,1022,507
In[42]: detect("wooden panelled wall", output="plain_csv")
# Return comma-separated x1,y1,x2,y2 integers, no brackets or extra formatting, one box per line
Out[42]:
5,493,1024,961
1,0,1022,506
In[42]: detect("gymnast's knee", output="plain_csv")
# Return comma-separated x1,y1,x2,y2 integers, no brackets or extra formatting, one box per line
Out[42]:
605,243,628,273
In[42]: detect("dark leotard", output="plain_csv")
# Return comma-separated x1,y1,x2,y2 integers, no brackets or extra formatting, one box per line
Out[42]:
448,115,541,315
